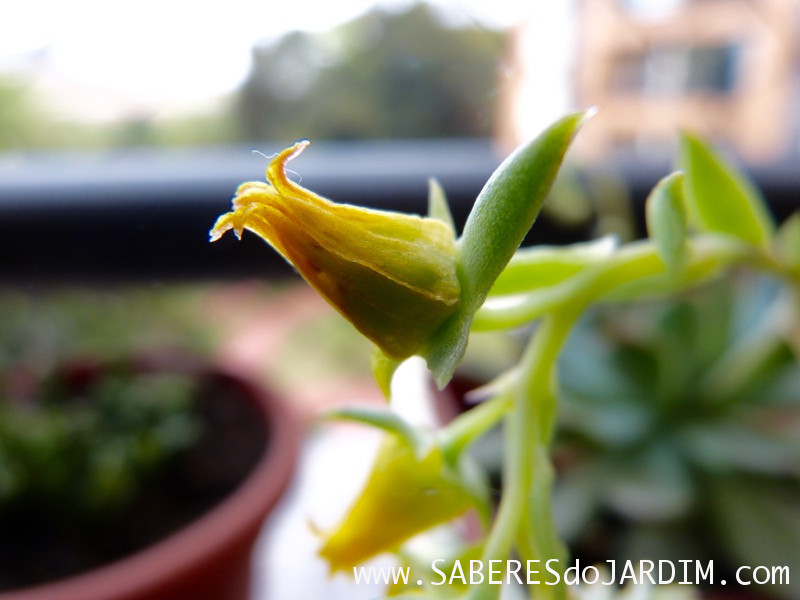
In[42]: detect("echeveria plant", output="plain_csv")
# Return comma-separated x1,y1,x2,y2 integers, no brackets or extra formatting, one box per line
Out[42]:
211,113,800,599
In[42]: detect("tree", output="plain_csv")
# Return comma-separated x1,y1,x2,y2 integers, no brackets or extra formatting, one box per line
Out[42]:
236,3,505,141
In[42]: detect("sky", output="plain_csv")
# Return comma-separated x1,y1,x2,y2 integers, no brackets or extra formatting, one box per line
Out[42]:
0,0,534,110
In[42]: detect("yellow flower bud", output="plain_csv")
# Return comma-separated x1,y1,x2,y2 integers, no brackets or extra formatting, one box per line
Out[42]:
210,141,461,360
318,434,474,572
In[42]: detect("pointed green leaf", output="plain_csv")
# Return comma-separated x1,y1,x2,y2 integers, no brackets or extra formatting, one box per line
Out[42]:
460,111,593,303
645,171,688,269
424,111,592,388
680,133,774,246
427,177,456,234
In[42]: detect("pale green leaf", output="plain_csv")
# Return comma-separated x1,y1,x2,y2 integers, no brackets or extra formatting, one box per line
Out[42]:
424,111,592,388
680,133,774,246
645,171,688,269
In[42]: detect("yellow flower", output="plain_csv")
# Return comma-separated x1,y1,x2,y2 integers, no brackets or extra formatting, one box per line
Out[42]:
318,434,474,572
210,141,461,360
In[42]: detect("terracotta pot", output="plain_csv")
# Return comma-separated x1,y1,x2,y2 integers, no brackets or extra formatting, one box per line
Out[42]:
0,358,301,600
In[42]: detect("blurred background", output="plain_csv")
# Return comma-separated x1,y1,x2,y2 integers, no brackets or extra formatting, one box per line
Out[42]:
1,0,799,598
2,0,799,280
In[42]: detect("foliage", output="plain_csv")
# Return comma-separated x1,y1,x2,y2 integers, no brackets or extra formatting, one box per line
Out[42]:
0,286,212,375
212,112,800,599
555,275,800,598
237,3,504,141
1,3,503,150
0,368,200,515
0,74,241,150
0,78,106,151
0,286,213,515
0,78,49,150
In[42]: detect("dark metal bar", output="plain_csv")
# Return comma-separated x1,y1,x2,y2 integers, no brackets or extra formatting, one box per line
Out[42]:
1,140,797,283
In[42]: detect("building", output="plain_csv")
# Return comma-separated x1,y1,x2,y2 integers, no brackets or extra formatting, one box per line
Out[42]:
498,0,800,163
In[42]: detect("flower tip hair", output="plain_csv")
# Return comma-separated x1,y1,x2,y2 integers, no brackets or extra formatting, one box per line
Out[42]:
289,138,310,157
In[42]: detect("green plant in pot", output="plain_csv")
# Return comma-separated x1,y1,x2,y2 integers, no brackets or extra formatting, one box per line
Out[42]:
211,112,800,599
0,290,300,600
0,365,201,588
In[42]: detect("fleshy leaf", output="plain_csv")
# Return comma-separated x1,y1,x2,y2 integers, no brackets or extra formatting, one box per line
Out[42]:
680,133,774,246
424,111,592,388
319,434,475,572
646,172,688,269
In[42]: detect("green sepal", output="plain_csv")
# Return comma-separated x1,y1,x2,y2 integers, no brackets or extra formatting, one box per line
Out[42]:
645,171,688,269
428,178,456,234
680,133,774,246
423,111,592,388
371,346,401,399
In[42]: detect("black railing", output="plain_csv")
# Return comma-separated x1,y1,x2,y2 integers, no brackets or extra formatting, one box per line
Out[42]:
1,140,797,283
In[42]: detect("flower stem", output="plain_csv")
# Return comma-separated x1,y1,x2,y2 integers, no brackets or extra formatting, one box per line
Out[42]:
460,233,794,600
441,391,512,463
473,235,786,332
466,310,577,600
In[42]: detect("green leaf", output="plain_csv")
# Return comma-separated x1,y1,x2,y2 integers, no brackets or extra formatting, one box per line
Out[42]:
460,111,593,303
427,178,456,234
680,133,774,246
424,111,592,388
646,172,688,269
